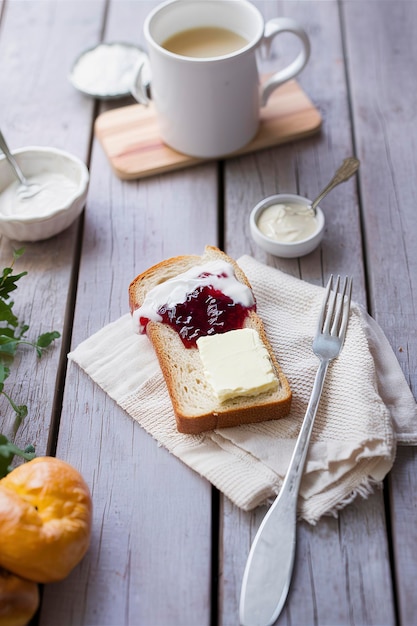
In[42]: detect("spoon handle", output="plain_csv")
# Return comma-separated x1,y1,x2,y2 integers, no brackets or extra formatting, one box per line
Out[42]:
311,157,360,212
0,130,28,186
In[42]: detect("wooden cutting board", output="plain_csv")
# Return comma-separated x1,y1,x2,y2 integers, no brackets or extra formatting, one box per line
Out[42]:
95,79,322,180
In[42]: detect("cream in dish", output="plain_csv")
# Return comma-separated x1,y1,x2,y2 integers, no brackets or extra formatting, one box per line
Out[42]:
0,172,79,219
257,202,318,243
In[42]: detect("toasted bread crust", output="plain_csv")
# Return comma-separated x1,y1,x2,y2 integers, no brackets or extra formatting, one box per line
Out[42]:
129,246,292,434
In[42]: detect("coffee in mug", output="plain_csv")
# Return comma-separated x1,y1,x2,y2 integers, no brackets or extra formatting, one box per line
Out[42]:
132,0,310,158
162,26,249,58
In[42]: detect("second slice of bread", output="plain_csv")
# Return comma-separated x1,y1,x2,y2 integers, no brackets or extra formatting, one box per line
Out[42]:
129,246,292,434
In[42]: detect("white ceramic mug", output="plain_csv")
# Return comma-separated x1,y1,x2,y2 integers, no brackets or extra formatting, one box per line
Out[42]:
132,0,310,158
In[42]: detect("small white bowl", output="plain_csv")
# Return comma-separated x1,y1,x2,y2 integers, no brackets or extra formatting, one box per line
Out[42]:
0,147,89,242
250,193,325,258
69,42,148,100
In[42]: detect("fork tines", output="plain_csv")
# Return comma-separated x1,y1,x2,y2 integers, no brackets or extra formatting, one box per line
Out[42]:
320,275,352,338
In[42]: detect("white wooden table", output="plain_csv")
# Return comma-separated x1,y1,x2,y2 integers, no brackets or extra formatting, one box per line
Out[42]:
1,1,416,625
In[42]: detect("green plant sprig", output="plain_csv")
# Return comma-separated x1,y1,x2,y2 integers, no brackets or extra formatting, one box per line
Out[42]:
0,248,60,468
0,434,36,478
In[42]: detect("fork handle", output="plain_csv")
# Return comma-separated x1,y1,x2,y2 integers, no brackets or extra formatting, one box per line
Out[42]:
239,359,329,626
0,130,28,186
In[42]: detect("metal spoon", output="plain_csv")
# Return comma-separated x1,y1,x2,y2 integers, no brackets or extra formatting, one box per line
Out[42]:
309,156,360,215
0,130,42,199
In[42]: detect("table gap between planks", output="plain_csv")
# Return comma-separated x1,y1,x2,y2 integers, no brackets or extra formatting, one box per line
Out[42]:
0,1,416,626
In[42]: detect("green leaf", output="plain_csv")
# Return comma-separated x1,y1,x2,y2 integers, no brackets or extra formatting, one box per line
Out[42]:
0,433,36,478
17,323,29,338
0,363,8,385
15,404,28,419
13,248,25,261
36,330,61,349
0,336,18,347
12,406,28,438
0,298,18,326
0,250,60,442
0,328,18,339
0,270,27,301
0,339,19,358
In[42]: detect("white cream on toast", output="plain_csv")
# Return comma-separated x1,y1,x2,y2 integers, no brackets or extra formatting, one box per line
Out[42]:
129,246,291,434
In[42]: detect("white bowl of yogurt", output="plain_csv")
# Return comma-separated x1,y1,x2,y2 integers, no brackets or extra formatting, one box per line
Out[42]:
0,147,89,241
250,193,325,258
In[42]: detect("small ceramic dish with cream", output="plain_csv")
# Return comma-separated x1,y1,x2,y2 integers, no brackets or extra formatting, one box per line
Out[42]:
0,147,89,242
250,193,325,258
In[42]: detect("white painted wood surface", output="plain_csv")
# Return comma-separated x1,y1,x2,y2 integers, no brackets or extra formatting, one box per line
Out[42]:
0,1,415,625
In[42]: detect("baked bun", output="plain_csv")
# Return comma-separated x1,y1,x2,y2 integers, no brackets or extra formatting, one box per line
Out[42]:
0,457,92,583
0,567,39,626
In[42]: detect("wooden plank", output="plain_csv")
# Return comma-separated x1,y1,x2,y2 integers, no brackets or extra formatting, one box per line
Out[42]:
0,0,102,451
41,2,217,624
388,447,417,623
344,0,417,394
220,1,396,624
343,1,417,623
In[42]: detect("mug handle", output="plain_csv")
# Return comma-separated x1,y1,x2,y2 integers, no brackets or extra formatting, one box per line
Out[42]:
131,57,151,106
260,17,311,107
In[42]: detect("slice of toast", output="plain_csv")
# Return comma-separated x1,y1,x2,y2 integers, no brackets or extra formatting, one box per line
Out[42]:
129,246,291,434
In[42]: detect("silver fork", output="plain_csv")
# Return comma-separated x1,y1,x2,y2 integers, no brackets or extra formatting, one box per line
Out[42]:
239,275,353,626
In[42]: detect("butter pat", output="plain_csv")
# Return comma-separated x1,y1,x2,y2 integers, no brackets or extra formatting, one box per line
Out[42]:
196,328,278,402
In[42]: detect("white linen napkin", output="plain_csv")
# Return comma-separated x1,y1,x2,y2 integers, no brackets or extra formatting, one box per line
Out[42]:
68,256,417,523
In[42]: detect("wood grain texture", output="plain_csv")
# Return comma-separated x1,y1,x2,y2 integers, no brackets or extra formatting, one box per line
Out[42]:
388,446,417,625
0,0,102,452
220,2,395,624
95,79,322,179
343,1,417,623
41,2,217,624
